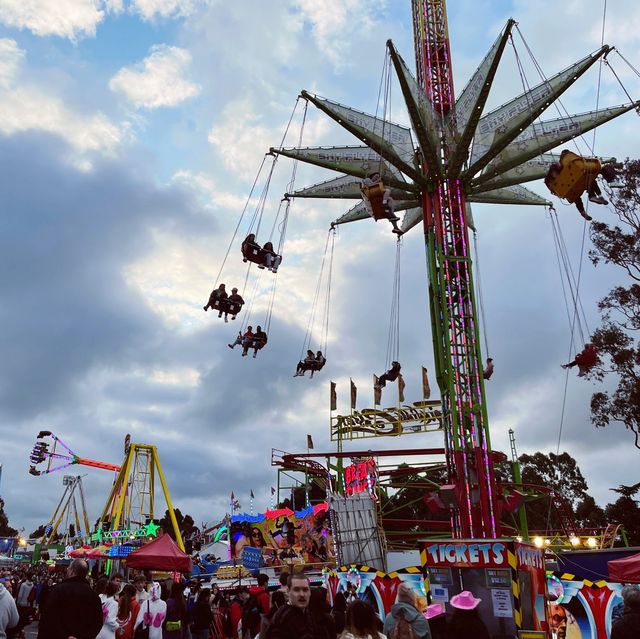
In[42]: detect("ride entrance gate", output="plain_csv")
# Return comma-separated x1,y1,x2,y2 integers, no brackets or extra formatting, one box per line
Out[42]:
420,539,549,638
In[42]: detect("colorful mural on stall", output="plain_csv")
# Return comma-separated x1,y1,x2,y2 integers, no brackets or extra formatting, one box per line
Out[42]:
546,571,627,639
230,502,334,568
322,564,426,619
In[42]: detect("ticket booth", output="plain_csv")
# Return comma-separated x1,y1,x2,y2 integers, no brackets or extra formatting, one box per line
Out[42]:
420,539,549,639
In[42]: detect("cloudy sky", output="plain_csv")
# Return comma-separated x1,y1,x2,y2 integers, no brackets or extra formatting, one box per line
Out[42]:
1,0,639,537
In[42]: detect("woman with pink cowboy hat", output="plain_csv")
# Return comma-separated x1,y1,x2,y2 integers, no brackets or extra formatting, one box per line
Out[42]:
424,603,446,639
447,591,489,639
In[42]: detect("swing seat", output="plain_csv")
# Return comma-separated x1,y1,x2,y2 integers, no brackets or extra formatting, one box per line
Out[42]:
242,244,263,265
547,151,602,202
226,299,244,316
361,182,389,221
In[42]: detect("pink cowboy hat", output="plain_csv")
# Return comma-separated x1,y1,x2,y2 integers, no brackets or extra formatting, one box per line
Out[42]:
450,591,482,610
425,603,446,619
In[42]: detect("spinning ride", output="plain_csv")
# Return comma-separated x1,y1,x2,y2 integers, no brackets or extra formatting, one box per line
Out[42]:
273,1,640,539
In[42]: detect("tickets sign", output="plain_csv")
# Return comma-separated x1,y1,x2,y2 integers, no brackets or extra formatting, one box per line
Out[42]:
345,458,377,498
422,541,508,568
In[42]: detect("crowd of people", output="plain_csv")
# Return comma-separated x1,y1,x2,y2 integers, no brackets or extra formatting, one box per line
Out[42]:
3,560,640,639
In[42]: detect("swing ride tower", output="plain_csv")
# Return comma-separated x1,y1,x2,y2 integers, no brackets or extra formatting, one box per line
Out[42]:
272,0,640,540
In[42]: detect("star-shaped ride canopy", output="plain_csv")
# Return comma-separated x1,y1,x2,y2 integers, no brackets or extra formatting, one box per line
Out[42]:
273,21,639,234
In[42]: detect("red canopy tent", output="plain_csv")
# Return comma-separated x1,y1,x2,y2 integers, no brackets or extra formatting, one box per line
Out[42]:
126,534,192,572
608,552,640,583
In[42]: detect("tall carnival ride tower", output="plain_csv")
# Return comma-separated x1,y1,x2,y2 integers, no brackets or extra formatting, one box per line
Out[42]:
273,0,638,539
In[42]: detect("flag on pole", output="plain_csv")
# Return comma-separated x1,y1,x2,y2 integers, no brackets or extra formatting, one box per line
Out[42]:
350,379,357,410
250,490,255,499
330,381,337,411
398,373,405,403
374,375,381,405
307,434,314,450
270,487,276,495
422,366,431,399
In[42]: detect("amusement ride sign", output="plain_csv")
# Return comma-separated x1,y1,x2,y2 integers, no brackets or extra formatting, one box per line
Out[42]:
344,459,377,498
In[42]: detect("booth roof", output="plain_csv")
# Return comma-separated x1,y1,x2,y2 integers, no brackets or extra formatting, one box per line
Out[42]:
126,533,192,572
608,551,640,583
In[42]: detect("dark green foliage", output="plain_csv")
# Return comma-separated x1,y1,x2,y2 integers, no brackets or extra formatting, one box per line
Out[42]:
589,159,640,448
0,497,18,537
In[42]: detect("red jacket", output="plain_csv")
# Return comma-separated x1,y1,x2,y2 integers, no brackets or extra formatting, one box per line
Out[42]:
575,345,597,367
249,586,270,615
229,599,243,639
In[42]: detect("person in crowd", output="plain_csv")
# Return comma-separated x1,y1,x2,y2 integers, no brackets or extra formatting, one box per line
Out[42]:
294,351,316,377
116,584,140,639
226,288,245,322
262,574,318,639
261,242,282,273
612,585,640,639
376,361,401,390
446,591,488,639
191,589,213,639
0,577,19,639
340,599,384,639
15,573,34,633
97,581,119,639
228,587,250,639
561,342,598,377
483,357,494,380
277,573,289,596
242,234,262,262
210,586,227,639
344,583,358,606
203,284,227,316
165,581,189,639
383,582,431,639
259,589,287,639
253,573,271,615
424,604,446,639
331,591,347,636
134,576,149,605
134,582,166,639
109,573,124,595
309,587,335,639
37,559,103,639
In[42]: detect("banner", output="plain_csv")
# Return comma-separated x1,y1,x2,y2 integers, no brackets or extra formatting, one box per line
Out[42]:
330,381,337,411
230,503,334,568
422,367,431,399
350,379,357,410
398,373,405,403
373,376,381,405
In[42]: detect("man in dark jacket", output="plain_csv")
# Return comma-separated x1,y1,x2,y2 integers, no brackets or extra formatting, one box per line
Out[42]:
265,574,320,639
612,585,640,639
37,559,102,639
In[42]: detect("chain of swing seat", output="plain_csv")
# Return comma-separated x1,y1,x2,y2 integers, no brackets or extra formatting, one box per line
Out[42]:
300,228,336,361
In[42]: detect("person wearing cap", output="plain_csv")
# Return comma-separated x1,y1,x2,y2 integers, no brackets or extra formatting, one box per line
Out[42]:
225,287,245,322
383,582,431,639
447,591,489,639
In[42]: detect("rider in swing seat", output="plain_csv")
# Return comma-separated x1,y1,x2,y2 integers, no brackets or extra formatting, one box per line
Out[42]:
376,361,401,389
203,283,227,316
241,234,262,263
561,343,598,377
362,171,403,235
545,150,620,222
260,241,282,273
225,288,245,322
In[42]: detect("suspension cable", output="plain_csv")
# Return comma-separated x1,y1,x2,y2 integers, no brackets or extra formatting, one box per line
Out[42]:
300,229,335,361
321,229,336,356
472,232,490,356
385,238,402,368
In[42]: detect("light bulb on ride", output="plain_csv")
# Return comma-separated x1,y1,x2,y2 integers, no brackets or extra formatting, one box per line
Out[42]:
544,538,551,546
586,537,597,548
569,536,580,546
533,536,544,548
